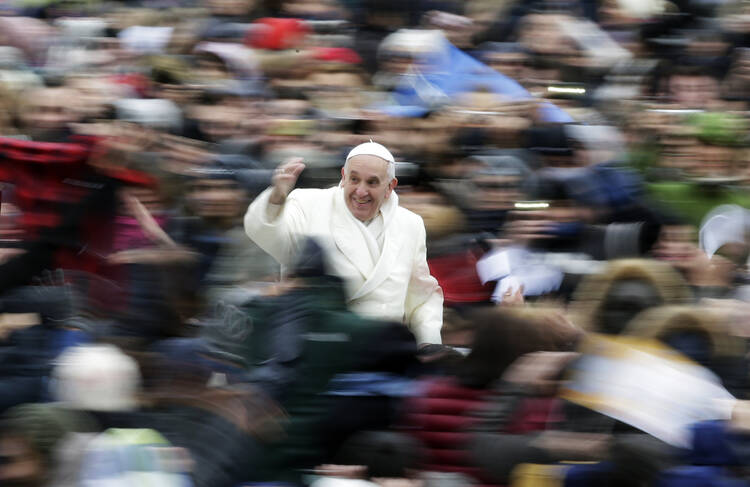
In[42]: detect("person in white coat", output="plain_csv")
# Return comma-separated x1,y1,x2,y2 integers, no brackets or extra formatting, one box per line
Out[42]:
244,141,443,345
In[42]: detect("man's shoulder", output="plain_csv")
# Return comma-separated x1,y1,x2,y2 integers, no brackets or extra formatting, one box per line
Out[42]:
394,205,424,227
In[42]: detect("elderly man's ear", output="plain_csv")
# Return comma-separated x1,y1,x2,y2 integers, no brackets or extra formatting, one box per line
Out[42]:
386,178,398,197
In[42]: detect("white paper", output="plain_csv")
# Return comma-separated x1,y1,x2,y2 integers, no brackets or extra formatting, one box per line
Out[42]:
476,249,513,285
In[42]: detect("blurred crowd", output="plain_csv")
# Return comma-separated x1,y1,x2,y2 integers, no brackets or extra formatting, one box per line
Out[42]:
1,0,750,485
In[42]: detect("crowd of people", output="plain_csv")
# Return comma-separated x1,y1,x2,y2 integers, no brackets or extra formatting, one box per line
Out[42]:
0,0,750,485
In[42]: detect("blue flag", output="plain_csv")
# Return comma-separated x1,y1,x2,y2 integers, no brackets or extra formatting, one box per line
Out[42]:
381,36,572,123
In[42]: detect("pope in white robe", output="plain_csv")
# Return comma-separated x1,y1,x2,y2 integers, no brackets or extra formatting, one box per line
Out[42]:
243,142,443,345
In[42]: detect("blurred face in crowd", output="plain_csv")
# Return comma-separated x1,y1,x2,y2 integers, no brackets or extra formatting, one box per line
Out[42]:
0,434,44,487
191,104,244,142
485,51,528,81
640,109,681,136
367,116,412,159
524,64,562,91
341,155,396,222
306,71,364,114
471,172,523,211
194,54,230,82
19,87,79,138
688,144,737,179
668,74,720,109
652,224,698,272
261,99,316,155
408,115,452,159
731,49,750,83
233,96,267,133
187,177,247,221
659,135,698,172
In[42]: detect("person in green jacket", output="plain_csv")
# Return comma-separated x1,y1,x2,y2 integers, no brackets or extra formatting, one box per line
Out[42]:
647,112,750,228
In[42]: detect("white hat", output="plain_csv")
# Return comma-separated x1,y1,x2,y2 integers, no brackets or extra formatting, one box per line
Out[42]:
53,344,141,412
378,29,446,59
699,205,750,259
114,98,182,132
346,141,394,163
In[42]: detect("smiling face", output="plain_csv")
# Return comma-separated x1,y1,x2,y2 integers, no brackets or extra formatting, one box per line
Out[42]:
341,154,397,222
20,87,79,134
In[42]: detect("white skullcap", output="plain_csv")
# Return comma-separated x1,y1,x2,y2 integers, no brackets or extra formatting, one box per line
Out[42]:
346,141,395,163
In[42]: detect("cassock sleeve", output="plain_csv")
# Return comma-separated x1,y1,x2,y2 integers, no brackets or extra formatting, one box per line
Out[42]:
243,187,308,268
403,216,444,344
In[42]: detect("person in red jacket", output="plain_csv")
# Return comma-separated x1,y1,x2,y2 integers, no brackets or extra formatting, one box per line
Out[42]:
401,307,579,483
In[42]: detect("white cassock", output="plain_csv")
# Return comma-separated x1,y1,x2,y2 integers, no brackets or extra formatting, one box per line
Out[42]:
244,185,443,344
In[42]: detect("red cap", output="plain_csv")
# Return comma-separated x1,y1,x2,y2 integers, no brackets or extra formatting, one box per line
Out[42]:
246,18,310,50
